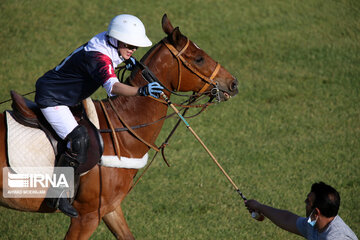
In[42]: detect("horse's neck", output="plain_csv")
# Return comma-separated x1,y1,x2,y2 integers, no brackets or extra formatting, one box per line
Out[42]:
106,95,167,124
96,41,174,146
131,41,174,91
96,95,168,157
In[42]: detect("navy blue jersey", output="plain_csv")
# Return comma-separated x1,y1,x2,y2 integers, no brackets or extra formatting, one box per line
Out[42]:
35,45,117,107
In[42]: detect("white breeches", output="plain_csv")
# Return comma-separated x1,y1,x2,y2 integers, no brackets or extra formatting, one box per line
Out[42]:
40,105,78,140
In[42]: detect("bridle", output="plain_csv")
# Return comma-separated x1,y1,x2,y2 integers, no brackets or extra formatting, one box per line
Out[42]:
161,37,221,97
101,38,226,191
117,37,222,101
103,36,224,145
108,37,223,136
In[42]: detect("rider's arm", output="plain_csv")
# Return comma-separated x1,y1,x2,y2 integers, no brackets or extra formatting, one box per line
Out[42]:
105,79,163,98
110,82,139,96
245,199,302,235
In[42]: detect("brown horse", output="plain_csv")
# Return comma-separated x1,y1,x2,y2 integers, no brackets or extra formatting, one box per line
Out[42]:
0,14,238,239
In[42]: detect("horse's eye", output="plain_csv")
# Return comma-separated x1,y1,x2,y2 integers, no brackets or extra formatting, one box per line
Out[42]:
195,56,204,64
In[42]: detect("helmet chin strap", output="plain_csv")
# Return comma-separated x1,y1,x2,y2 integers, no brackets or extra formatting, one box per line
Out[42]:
106,35,118,48
106,36,125,61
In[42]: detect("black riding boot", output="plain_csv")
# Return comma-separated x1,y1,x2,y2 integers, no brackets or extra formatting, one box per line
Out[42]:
46,152,80,218
46,125,89,218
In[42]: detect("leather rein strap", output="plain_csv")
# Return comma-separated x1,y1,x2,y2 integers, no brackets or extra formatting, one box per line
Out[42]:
99,100,122,159
162,38,221,94
100,98,160,153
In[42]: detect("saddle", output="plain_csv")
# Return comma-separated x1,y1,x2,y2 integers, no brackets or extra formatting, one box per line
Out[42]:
10,91,41,128
8,91,103,174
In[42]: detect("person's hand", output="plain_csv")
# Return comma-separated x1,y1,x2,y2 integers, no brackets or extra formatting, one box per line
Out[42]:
138,82,164,98
125,57,136,70
245,199,265,221
244,199,262,213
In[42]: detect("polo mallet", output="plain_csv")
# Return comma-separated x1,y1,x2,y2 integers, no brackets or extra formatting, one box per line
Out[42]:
140,65,264,221
161,92,264,221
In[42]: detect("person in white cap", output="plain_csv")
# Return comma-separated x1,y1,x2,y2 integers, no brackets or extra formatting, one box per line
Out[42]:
35,14,163,218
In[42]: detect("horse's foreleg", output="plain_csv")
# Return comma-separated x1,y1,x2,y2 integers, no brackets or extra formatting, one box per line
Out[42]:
64,213,101,240
103,205,135,240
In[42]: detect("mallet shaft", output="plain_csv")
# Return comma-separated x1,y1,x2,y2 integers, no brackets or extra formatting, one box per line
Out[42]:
161,92,264,221
161,93,239,190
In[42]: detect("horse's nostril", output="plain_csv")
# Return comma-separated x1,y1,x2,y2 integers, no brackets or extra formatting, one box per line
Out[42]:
230,79,238,91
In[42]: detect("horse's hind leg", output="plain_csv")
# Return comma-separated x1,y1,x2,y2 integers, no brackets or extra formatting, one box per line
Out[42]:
103,205,135,240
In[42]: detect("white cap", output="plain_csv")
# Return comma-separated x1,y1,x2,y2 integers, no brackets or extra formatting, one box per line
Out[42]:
107,14,152,47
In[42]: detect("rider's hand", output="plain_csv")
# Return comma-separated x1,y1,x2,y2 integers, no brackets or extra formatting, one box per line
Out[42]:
137,82,164,98
125,57,136,70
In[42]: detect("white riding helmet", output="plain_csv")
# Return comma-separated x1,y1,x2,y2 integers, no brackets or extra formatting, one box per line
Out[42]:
107,14,152,47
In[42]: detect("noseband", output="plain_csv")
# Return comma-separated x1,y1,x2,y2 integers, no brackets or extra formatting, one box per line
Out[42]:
162,38,221,95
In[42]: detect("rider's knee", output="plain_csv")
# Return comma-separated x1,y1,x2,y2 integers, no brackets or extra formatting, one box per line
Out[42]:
65,125,89,164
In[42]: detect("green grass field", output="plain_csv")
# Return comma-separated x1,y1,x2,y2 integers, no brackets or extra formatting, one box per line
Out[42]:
0,0,359,239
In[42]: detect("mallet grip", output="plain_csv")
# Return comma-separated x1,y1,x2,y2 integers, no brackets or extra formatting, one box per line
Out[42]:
239,191,265,221
251,211,265,221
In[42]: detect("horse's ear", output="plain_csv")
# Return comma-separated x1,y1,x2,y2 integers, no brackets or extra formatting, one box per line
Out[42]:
162,14,186,49
169,27,186,47
162,14,174,35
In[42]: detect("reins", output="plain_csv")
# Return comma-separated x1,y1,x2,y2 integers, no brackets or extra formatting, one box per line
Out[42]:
128,101,193,194
1,37,221,194
99,100,123,158
99,97,160,153
98,94,213,133
127,39,225,192
117,37,222,99
98,92,212,166
0,91,35,105
127,49,223,192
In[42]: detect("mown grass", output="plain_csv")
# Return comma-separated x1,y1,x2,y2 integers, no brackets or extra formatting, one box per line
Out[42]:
0,0,359,239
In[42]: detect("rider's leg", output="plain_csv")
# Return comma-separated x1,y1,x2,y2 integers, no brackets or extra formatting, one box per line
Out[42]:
41,106,89,217
40,105,78,139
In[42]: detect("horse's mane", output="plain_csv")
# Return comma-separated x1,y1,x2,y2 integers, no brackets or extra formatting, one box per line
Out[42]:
106,40,166,109
140,39,164,63
127,39,165,86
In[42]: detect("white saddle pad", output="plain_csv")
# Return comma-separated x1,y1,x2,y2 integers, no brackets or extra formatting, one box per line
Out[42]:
6,111,55,174
6,98,149,171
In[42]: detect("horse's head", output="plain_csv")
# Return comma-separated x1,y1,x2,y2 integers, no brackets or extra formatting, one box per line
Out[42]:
158,14,238,101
